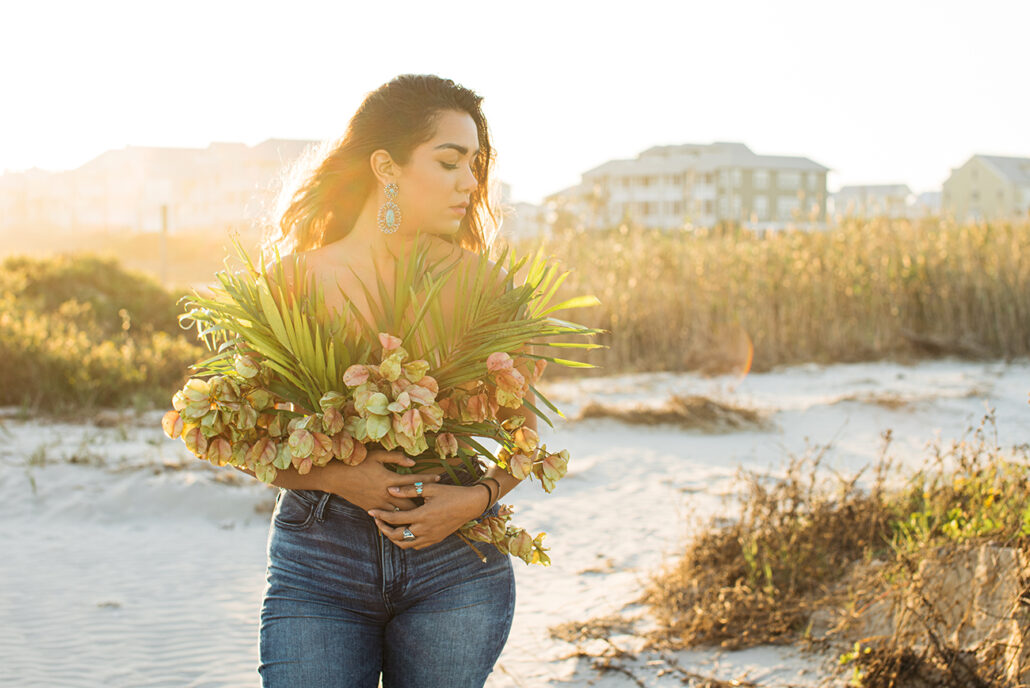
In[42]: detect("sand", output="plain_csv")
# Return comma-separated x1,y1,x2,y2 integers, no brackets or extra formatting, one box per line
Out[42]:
2,358,1028,687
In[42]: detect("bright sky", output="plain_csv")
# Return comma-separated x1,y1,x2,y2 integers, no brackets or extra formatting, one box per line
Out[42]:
2,0,1028,204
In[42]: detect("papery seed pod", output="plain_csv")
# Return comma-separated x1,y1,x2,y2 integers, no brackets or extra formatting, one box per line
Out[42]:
417,404,444,432
509,452,533,480
486,352,513,372
267,413,284,437
331,432,354,461
210,376,240,403
288,429,314,458
172,390,187,412
378,332,402,351
540,452,568,481
273,442,292,470
183,378,211,402
343,439,368,466
488,517,507,543
465,521,493,543
310,432,333,461
245,389,272,411
292,454,313,475
247,437,276,466
500,415,525,432
435,432,458,458
365,392,389,416
319,390,347,411
254,462,277,484
513,427,539,454
365,413,391,441
234,354,260,379
322,406,345,435
343,364,370,387
161,410,183,439
344,415,368,443
507,530,533,562
183,426,208,457
394,407,423,439
205,438,232,466
402,359,429,383
236,404,258,431
379,354,403,382
386,391,412,414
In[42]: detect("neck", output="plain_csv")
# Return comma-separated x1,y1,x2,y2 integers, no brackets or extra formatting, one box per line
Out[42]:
340,192,423,268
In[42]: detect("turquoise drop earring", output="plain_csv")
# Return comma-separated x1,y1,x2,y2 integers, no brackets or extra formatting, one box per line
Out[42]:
377,182,401,234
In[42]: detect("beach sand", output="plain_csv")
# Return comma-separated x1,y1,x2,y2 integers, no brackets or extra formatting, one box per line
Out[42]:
3,359,1028,687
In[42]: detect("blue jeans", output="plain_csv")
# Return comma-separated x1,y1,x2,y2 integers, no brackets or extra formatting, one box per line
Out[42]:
258,487,516,687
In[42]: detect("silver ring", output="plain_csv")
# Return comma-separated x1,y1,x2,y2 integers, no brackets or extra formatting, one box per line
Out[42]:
392,506,401,512
414,481,423,496
402,527,416,541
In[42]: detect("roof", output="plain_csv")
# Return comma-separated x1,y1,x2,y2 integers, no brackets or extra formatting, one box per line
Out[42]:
976,154,1030,186
582,141,829,179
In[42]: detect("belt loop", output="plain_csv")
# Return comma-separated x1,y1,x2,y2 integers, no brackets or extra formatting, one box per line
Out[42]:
314,491,332,521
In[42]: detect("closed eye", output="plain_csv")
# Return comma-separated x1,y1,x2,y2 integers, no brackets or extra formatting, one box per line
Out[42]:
440,162,458,170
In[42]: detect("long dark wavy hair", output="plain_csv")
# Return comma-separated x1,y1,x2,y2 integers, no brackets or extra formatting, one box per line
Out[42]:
264,74,499,258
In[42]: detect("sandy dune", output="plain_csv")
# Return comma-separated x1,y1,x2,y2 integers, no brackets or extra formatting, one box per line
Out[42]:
2,359,1028,687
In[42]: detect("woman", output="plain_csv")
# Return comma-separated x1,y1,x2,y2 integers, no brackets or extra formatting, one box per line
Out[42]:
232,74,534,687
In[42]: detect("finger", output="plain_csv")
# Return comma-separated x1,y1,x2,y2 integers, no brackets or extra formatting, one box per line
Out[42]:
373,517,416,548
377,450,418,467
388,497,417,511
369,503,426,525
386,472,442,488
386,481,440,500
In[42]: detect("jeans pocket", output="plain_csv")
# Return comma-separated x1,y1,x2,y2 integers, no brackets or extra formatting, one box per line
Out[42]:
272,490,318,531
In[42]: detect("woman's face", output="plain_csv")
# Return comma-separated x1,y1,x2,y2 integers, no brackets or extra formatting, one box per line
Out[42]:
391,109,480,238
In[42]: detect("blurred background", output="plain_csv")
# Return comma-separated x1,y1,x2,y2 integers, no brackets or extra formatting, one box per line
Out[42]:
4,3,1030,686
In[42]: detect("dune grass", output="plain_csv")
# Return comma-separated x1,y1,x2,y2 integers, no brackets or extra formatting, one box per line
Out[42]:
642,408,1030,686
508,216,1030,376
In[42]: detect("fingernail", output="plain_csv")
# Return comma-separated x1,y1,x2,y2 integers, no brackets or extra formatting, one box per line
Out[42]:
367,511,375,517
389,486,399,493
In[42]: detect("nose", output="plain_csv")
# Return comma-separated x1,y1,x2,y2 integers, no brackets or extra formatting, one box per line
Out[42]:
458,165,477,193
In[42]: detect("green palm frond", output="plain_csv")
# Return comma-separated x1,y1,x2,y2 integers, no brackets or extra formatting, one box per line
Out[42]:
179,229,605,430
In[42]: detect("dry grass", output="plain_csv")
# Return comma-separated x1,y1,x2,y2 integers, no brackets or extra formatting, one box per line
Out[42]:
506,217,1030,377
641,435,897,651
640,409,1030,686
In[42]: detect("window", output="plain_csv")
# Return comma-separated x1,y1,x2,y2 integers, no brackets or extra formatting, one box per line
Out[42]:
776,196,800,220
718,197,728,216
753,195,768,220
731,169,742,186
704,199,714,215
753,170,768,189
778,171,800,190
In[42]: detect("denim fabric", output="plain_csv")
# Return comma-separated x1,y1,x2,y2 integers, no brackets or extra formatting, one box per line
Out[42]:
258,486,516,687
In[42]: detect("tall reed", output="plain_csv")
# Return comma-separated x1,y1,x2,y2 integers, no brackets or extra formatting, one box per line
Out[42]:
508,217,1030,375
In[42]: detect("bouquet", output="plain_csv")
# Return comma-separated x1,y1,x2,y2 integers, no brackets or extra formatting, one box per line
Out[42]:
163,231,603,564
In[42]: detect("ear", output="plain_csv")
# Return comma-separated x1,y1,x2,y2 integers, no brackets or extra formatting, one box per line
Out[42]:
369,149,401,186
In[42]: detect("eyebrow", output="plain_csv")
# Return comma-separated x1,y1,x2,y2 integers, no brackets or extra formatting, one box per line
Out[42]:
434,143,481,157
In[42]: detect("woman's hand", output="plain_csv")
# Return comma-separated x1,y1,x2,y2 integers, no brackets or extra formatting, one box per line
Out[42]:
367,482,491,550
322,448,442,513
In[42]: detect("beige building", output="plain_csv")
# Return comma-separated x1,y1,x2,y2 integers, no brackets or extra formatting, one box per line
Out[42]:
544,141,829,232
942,154,1030,222
0,139,317,235
831,184,915,219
